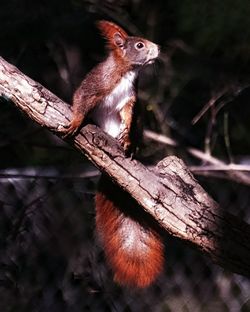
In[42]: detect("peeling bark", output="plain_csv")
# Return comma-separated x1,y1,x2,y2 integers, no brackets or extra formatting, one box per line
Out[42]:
0,56,250,277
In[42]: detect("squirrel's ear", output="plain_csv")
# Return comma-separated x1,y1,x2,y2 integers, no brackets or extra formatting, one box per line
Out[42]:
96,20,128,49
113,32,126,47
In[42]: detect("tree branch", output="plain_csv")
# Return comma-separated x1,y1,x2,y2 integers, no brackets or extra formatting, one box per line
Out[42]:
1,56,250,277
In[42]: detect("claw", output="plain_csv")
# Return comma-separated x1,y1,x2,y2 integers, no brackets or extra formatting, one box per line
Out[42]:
118,133,132,156
58,122,79,139
58,115,84,139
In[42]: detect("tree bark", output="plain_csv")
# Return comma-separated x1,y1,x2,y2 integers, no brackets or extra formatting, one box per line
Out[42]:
0,56,250,277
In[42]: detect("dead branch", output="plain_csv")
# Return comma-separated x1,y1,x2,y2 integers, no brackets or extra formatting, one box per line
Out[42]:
145,129,250,186
0,56,250,277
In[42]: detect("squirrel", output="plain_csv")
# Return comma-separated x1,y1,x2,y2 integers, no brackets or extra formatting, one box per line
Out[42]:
61,20,164,288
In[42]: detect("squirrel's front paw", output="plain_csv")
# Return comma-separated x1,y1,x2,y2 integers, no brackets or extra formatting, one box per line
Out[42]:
58,116,84,138
58,122,79,138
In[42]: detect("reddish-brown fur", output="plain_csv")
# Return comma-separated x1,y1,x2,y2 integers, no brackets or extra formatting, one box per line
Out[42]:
97,20,128,52
96,176,164,288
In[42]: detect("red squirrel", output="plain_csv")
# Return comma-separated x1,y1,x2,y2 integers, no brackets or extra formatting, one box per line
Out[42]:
62,21,164,288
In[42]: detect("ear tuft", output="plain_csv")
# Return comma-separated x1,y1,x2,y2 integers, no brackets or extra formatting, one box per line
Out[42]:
96,20,128,49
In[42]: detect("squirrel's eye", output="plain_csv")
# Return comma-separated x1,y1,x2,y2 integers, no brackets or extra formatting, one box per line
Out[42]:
135,42,145,49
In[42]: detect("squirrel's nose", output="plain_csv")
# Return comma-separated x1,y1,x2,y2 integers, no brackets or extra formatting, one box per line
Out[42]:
150,44,159,59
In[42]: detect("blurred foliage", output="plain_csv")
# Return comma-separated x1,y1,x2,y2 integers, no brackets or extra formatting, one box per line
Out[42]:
176,0,250,61
1,1,250,311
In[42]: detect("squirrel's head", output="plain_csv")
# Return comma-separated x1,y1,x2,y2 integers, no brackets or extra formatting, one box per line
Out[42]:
97,20,159,67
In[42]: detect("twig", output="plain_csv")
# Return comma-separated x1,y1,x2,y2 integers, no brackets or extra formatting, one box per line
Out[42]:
144,129,250,186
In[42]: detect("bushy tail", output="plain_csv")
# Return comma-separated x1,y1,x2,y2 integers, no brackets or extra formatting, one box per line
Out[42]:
95,175,164,288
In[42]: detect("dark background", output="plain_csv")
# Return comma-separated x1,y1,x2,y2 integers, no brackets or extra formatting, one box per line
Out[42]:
0,1,250,311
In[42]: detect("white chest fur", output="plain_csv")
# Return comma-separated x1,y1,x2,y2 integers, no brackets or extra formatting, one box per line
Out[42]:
92,70,137,138
103,70,136,111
